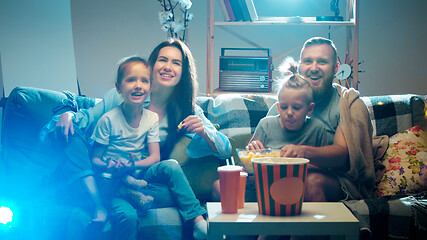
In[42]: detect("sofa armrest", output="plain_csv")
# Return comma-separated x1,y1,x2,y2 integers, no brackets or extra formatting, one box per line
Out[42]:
361,94,426,137
1,87,97,197
2,87,97,146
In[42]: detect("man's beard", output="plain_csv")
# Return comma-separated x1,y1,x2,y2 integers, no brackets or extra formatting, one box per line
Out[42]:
312,77,333,103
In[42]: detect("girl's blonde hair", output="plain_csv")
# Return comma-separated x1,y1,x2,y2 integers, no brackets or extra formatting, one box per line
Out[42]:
116,56,150,85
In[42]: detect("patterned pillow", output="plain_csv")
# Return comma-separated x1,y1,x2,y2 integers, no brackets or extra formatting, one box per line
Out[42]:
375,126,427,197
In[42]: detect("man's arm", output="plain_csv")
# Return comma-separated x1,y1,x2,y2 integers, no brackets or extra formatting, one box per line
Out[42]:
281,125,349,169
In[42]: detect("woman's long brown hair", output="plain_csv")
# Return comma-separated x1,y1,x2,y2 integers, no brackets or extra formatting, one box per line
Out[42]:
148,38,198,160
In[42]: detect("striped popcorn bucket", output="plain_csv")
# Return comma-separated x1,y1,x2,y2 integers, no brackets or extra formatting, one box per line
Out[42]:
252,157,309,216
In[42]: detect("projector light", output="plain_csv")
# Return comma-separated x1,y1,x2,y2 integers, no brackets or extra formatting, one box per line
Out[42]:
0,206,13,225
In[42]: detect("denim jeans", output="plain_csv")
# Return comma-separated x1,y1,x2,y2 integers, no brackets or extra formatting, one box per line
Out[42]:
110,160,206,240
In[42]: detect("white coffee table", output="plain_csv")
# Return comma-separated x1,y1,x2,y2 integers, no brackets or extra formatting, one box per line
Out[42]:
207,202,359,240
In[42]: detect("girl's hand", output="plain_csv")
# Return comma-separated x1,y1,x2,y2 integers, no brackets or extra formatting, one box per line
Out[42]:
246,140,265,151
179,115,205,136
105,157,120,173
123,153,136,169
55,112,75,143
106,158,117,169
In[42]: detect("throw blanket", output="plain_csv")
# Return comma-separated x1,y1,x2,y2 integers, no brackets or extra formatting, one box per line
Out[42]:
343,192,427,239
336,85,376,199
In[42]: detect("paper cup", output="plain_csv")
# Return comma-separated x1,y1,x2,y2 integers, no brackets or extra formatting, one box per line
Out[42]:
218,165,243,213
238,171,248,209
252,157,309,216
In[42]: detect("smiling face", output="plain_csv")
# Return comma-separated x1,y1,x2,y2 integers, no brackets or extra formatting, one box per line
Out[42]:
278,87,314,131
299,44,339,101
116,62,151,107
152,46,183,90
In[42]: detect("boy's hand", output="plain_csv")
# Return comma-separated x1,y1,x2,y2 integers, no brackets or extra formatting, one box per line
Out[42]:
246,140,265,151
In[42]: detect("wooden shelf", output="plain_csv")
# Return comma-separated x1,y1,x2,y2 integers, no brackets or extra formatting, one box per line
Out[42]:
210,89,276,97
207,0,359,96
214,17,356,26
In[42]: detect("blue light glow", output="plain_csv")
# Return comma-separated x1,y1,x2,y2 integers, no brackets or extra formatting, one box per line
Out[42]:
313,214,326,219
0,206,13,225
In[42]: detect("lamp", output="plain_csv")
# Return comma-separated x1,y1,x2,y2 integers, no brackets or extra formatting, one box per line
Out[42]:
316,0,344,21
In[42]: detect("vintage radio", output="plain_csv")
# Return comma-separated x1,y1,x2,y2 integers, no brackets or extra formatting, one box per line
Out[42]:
219,48,272,92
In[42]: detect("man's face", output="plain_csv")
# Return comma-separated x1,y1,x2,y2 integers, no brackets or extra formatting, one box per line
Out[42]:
299,44,339,101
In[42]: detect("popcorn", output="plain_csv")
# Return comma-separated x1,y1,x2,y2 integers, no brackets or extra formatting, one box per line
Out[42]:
178,121,185,130
237,149,280,173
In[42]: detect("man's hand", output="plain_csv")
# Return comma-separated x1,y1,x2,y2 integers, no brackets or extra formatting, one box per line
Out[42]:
246,140,265,151
55,112,75,143
280,144,307,158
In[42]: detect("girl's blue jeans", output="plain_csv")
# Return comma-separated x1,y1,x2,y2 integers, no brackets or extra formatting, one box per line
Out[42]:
109,159,206,240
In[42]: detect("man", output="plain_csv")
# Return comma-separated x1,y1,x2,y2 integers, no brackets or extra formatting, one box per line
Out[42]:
269,37,375,201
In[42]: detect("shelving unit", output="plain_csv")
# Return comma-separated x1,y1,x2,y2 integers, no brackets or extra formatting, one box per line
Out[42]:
206,0,359,96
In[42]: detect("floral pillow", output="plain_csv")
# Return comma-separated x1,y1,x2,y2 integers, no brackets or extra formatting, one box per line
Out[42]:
375,125,427,197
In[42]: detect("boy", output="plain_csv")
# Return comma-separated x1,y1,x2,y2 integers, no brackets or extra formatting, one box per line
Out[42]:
247,58,328,155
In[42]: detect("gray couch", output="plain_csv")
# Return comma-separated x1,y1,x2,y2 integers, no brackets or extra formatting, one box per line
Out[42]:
1,86,426,240
0,87,220,240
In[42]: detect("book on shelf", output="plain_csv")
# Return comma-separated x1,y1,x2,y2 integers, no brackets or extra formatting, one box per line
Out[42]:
244,0,258,21
217,0,230,21
222,0,236,21
237,0,251,21
229,0,244,21
217,0,258,22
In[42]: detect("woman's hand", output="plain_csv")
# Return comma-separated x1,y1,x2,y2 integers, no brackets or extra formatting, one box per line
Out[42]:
246,140,265,151
180,115,219,153
55,112,75,143
179,115,205,136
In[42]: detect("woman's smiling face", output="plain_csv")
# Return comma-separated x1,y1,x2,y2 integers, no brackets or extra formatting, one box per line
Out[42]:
152,46,183,89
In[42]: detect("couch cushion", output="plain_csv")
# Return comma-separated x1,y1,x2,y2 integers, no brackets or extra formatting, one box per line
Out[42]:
169,136,220,202
138,207,188,240
375,126,427,197
343,193,427,240
197,94,277,138
361,95,426,137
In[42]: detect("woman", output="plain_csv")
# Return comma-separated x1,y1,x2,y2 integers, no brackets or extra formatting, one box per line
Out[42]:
43,39,231,239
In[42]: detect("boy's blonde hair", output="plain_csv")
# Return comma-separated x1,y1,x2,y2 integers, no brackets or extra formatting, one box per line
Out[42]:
275,57,313,104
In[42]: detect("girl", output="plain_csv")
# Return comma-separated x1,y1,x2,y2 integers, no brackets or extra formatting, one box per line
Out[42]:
91,57,159,212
